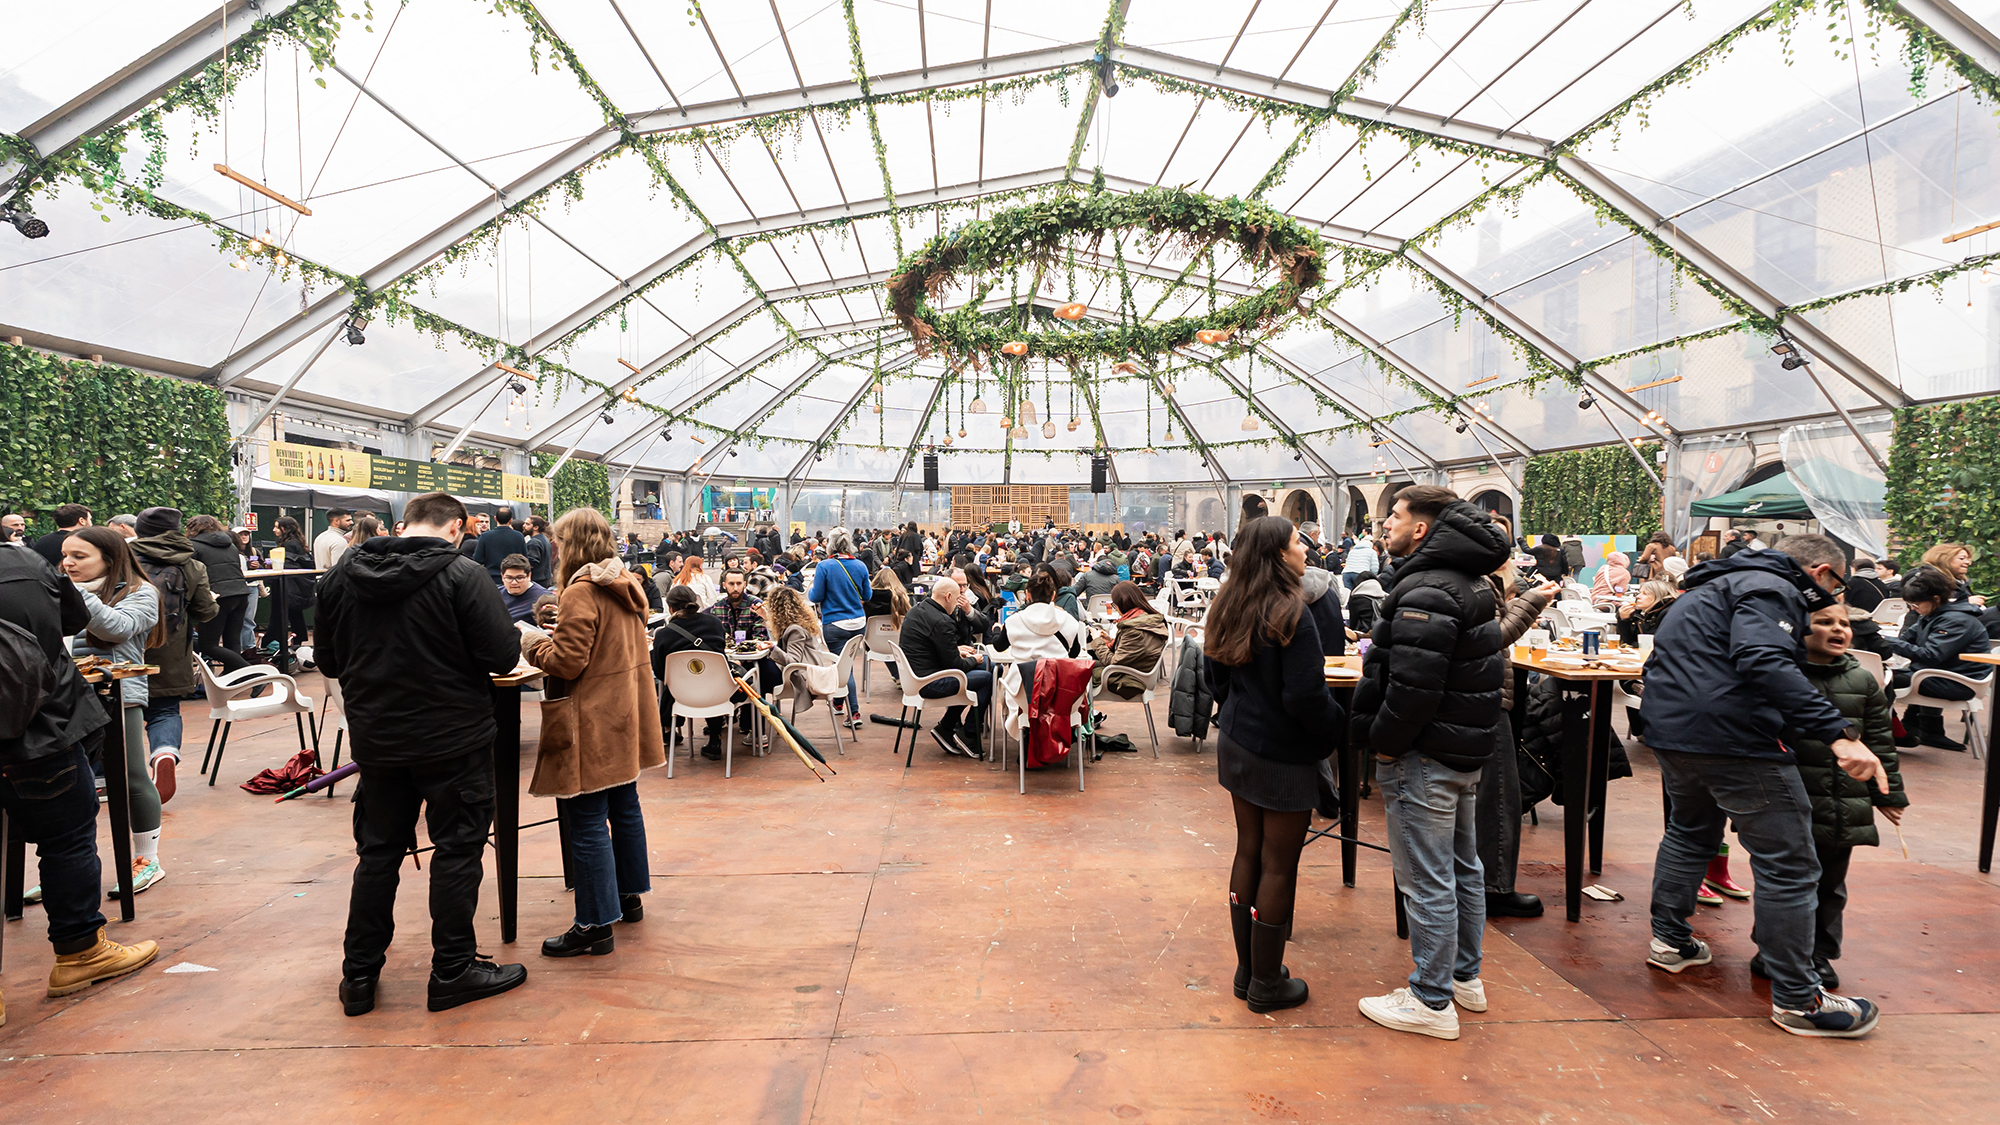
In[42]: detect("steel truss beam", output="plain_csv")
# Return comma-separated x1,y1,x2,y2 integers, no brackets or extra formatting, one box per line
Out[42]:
1314,307,1540,457
785,351,919,480
1199,355,1345,486
1,1,305,200
1896,0,2000,76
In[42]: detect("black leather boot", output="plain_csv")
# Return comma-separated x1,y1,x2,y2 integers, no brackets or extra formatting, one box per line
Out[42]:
541,923,615,958
1486,890,1544,918
427,955,528,1011
339,975,377,1017
620,894,644,923
1230,901,1290,1000
1246,915,1309,1013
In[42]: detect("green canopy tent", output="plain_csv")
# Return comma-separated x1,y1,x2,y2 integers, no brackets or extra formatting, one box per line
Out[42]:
1687,460,1886,520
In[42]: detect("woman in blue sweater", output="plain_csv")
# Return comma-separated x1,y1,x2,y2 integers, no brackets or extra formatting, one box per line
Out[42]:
1202,516,1342,1014
808,532,871,716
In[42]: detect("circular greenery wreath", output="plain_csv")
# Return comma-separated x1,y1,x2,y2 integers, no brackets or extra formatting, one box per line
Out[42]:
886,186,1327,362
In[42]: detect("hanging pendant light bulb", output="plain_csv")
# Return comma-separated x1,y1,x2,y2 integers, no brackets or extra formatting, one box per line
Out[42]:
1241,412,1259,432
872,400,883,414
1019,399,1037,426
872,378,883,393
1067,416,1080,432
230,256,249,270
1001,340,1029,356
1162,379,1176,395
1041,419,1057,439
958,426,968,438
1011,425,1030,440
969,394,987,414
1164,425,1177,443
1054,302,1087,321
999,414,1013,428
248,238,263,253
942,434,953,447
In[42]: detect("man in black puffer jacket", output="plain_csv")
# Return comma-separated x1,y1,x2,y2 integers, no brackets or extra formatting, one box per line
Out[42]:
1641,535,1887,1039
1350,486,1508,1041
315,492,527,1018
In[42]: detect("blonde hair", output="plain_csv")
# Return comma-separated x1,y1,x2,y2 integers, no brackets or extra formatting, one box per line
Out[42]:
763,585,821,639
1922,543,1973,573
552,507,617,588
872,566,910,627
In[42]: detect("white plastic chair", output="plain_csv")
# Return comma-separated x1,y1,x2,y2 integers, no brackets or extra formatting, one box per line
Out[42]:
1541,604,1575,638
1873,598,1907,626
1895,668,1994,759
193,653,316,787
769,636,864,757
889,642,975,768
860,615,900,699
662,649,742,777
997,682,1090,793
1087,658,1165,758
1852,649,1890,690
1085,594,1114,622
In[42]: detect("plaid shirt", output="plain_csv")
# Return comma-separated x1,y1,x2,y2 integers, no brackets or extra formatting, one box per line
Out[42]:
708,593,768,642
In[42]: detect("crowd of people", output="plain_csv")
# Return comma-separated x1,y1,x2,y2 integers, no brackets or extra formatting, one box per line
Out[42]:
0,488,1985,1044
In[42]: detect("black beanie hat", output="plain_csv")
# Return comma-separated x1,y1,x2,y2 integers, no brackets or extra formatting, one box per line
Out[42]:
135,506,184,537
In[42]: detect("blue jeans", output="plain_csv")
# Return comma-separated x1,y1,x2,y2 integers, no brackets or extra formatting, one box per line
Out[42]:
241,585,261,648
1376,752,1485,1009
143,695,183,761
557,781,651,929
822,622,862,711
0,743,108,952
1651,749,1823,1008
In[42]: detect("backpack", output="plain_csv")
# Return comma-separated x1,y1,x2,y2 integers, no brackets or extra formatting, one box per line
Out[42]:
138,557,189,639
0,618,54,741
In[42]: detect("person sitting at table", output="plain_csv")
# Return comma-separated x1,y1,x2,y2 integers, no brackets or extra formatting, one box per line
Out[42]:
673,554,718,608
1071,552,1121,603
899,578,992,760
994,567,1086,661
765,586,843,707
709,568,767,645
651,585,735,760
1616,580,1678,647
518,507,664,960
1590,551,1632,609
865,567,910,628
497,554,553,623
1883,565,1992,753
314,491,528,1017
1086,581,1166,700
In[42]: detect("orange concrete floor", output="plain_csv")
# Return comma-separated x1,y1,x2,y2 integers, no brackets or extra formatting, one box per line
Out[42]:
3,671,1997,1123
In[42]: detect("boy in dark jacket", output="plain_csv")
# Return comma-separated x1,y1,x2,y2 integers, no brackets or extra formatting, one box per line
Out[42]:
315,492,527,1018
1641,536,1886,1039
1762,603,1906,991
1350,486,1509,1041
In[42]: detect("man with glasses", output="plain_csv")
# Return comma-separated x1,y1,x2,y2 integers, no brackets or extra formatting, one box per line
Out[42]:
496,555,551,623
1640,533,1887,1038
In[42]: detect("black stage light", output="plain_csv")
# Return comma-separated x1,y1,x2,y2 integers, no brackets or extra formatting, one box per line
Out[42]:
1782,354,1807,370
600,410,615,425
661,428,673,441
728,449,738,457
508,380,528,395
1455,419,1469,433
342,311,368,346
1577,392,1595,410
3,207,49,239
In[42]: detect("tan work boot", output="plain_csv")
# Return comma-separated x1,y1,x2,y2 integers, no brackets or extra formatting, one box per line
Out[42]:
47,928,159,997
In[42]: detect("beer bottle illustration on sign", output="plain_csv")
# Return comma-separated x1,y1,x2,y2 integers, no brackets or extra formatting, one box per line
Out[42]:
339,455,347,482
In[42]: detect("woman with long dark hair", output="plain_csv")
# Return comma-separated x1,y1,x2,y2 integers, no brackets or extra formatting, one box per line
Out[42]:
1201,516,1340,1013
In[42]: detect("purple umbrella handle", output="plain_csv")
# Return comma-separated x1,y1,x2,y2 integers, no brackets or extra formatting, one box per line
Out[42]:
274,760,360,802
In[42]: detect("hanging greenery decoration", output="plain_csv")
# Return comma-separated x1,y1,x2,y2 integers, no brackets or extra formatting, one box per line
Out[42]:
1884,395,2000,592
1521,442,1665,537
887,187,1327,362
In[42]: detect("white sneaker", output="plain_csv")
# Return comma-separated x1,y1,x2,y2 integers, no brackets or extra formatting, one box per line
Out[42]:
1452,977,1487,1012
1359,987,1461,1040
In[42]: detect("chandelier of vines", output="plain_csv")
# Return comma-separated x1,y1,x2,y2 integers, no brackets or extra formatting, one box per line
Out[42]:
883,186,1328,451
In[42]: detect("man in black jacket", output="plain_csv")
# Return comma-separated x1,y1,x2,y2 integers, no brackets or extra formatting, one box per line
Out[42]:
1642,535,1886,1038
1350,486,1508,1041
1,551,159,1010
30,504,91,567
315,492,527,1017
898,579,991,759
469,505,531,585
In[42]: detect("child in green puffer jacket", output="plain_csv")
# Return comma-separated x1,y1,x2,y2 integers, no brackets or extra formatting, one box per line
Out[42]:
1771,603,1909,990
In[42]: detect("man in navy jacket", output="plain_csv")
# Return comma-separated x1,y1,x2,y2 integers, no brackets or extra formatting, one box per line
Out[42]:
1641,534,1888,1038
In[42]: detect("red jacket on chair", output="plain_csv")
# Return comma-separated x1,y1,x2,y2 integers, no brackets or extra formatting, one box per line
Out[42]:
1027,657,1094,768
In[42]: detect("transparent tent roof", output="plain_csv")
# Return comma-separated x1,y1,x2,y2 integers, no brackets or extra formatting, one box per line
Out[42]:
5,0,1999,488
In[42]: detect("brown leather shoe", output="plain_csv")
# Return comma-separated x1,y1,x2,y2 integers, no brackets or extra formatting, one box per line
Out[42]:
47,928,159,997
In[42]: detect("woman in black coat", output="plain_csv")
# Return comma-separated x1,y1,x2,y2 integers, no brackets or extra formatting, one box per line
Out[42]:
1201,516,1339,1015
186,514,252,672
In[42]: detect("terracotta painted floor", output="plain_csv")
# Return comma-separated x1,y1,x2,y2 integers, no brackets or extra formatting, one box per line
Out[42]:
4,672,1998,1123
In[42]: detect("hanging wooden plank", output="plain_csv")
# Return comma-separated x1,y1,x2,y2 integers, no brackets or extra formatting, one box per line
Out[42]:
213,164,312,216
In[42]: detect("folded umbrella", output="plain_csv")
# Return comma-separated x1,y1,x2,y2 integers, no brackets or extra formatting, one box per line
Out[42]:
733,675,834,779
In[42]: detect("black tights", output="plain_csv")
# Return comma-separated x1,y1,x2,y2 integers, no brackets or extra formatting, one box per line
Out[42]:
1229,795,1311,927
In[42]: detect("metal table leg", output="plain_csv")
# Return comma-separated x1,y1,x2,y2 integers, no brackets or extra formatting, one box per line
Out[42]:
100,685,136,921
492,683,521,944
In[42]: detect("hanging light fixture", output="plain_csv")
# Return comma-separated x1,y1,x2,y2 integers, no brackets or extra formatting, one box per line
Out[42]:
1164,423,1177,443
1001,341,1029,356
1067,417,1080,431
1241,413,1259,431
1042,419,1057,439
1162,379,1176,395
1112,360,1139,375
1054,302,1087,321
1010,424,1030,440
1019,399,1038,426
969,392,987,414
1196,328,1235,346
872,400,883,414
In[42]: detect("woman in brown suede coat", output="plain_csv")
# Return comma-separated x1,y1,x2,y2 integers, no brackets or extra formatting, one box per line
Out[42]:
522,507,665,958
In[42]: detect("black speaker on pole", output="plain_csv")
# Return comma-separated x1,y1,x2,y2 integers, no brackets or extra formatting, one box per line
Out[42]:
922,452,939,492
1090,454,1108,494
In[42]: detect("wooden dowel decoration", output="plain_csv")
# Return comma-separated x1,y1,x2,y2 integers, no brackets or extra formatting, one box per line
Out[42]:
495,362,536,382
617,358,642,374
1464,374,1498,388
213,164,312,216
1624,375,1683,392
1942,219,2000,245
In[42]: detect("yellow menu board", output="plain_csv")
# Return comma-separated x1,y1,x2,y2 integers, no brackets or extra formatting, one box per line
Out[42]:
269,442,550,506
502,473,552,505
269,442,372,487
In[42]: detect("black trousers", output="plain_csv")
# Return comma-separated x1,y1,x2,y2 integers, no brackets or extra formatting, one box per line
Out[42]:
342,747,494,979
195,594,251,673
1476,711,1522,893
1814,841,1853,962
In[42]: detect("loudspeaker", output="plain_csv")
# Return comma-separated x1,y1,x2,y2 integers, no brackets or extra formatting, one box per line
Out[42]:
922,453,939,492
1090,455,1108,494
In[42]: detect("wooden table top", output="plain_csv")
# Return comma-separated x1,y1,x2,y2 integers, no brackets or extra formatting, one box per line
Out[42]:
493,665,545,687
1960,652,2000,666
1511,649,1646,680
1324,654,1362,683
76,662,158,683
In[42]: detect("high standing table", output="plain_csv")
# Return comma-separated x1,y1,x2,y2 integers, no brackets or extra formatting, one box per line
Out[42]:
1511,650,1637,921
243,568,327,674
1959,650,2000,872
490,665,545,945
1321,656,1364,887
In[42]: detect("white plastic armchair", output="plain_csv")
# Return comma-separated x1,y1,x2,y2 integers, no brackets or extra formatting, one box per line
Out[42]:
768,636,864,757
1895,668,1994,759
889,642,974,768
1087,659,1165,758
193,653,316,787
661,649,742,777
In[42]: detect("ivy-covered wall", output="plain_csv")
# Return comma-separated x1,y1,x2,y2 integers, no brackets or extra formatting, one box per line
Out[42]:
1,344,235,536
531,452,613,521
1885,397,2000,592
1521,443,1664,537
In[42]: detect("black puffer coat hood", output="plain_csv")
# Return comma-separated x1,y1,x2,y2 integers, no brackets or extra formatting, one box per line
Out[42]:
1350,500,1511,770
